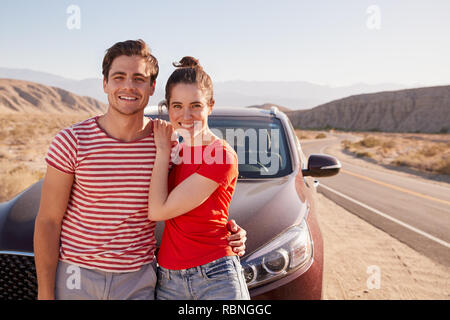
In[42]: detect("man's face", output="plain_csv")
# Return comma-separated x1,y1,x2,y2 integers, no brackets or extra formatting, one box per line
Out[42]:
103,55,155,116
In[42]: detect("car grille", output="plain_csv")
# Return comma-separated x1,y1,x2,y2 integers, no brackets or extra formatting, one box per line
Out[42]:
0,253,37,300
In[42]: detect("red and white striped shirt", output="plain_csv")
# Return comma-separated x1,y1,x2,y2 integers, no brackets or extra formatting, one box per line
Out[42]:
45,116,158,272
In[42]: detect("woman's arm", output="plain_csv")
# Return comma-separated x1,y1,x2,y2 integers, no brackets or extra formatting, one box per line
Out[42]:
149,171,219,221
148,120,247,254
148,120,220,221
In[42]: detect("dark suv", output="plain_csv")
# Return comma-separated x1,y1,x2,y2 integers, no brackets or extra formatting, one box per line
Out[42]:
0,106,340,300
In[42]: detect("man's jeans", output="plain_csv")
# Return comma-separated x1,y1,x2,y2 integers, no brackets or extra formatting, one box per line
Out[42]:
156,255,250,300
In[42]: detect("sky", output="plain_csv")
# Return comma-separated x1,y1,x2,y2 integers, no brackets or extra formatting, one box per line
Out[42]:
0,0,449,87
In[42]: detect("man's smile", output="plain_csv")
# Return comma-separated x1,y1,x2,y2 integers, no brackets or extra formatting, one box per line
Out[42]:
118,95,139,101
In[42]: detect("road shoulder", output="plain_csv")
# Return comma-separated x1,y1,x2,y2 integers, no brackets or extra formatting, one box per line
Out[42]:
316,192,450,299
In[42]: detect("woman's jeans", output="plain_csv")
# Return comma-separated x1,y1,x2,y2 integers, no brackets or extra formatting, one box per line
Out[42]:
156,255,250,300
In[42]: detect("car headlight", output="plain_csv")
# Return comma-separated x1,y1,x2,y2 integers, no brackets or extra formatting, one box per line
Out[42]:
241,219,312,289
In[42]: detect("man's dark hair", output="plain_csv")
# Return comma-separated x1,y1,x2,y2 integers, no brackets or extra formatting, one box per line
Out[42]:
102,39,159,84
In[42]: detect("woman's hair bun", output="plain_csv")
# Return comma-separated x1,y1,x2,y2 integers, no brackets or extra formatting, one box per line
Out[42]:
173,56,200,68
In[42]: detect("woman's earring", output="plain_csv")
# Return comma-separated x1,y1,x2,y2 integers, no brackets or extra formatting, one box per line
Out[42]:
158,100,167,115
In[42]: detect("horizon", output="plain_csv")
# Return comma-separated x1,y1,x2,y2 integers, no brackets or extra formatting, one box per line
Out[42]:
0,65,437,90
1,1,450,89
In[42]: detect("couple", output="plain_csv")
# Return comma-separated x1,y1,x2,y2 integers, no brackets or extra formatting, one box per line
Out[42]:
34,39,250,300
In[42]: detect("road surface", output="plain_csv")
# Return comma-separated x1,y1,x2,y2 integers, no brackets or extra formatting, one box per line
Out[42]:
301,134,450,266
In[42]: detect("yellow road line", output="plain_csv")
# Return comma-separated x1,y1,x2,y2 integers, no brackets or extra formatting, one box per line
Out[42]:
341,169,450,206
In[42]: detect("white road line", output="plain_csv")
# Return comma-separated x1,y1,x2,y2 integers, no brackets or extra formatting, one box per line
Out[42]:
319,183,450,249
319,144,331,154
342,160,450,192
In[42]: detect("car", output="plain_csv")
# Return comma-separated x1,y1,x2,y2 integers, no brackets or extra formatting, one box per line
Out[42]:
0,106,340,300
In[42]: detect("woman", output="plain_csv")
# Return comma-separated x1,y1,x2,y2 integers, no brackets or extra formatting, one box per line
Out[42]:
148,56,250,300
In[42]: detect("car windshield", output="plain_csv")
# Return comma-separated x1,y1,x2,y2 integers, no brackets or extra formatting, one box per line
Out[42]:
208,117,292,178
146,115,293,178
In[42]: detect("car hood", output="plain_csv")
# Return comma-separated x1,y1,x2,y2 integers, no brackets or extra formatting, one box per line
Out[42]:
0,180,42,253
227,175,309,255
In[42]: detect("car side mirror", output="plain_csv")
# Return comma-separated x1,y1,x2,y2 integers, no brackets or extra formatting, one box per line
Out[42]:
302,154,341,177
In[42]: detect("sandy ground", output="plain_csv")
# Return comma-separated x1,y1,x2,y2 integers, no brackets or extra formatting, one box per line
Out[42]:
315,135,450,300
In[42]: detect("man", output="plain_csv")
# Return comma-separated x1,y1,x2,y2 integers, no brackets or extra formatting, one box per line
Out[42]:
33,39,246,300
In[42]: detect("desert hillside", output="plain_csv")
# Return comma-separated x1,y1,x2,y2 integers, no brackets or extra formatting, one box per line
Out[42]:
0,78,107,114
287,85,450,133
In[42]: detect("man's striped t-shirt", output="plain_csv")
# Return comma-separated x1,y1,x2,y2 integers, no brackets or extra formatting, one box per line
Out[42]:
45,116,158,272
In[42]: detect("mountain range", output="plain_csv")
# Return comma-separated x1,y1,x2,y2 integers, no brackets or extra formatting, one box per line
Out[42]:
285,85,450,133
1,67,449,133
0,67,410,109
0,79,106,114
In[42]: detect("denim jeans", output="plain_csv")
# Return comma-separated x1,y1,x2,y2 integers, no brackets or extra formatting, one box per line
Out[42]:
156,255,250,300
55,260,157,300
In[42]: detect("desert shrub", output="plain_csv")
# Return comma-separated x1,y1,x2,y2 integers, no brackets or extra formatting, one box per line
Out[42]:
391,158,408,167
392,156,421,169
417,145,444,157
0,164,45,202
341,140,352,150
315,133,327,139
23,125,36,136
435,157,450,175
382,140,396,149
356,151,373,158
7,128,21,138
297,133,310,139
358,136,382,148
295,130,312,140
391,153,442,173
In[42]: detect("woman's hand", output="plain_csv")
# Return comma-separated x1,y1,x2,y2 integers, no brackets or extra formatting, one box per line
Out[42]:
153,119,176,152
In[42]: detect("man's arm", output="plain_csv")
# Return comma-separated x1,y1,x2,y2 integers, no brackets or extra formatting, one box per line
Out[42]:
33,165,74,300
227,219,247,257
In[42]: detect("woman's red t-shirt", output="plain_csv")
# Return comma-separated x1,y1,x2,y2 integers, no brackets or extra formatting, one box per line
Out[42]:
157,139,239,270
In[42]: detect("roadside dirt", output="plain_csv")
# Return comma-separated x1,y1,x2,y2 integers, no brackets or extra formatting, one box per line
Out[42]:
317,192,449,299
327,133,450,186
315,133,450,300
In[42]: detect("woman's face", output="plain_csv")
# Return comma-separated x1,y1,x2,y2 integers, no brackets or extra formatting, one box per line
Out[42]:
168,83,213,143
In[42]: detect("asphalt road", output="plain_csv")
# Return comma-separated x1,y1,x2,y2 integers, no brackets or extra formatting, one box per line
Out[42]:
301,134,450,266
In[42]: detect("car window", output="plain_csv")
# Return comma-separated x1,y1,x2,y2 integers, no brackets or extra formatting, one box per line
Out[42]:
146,115,293,178
208,118,293,178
